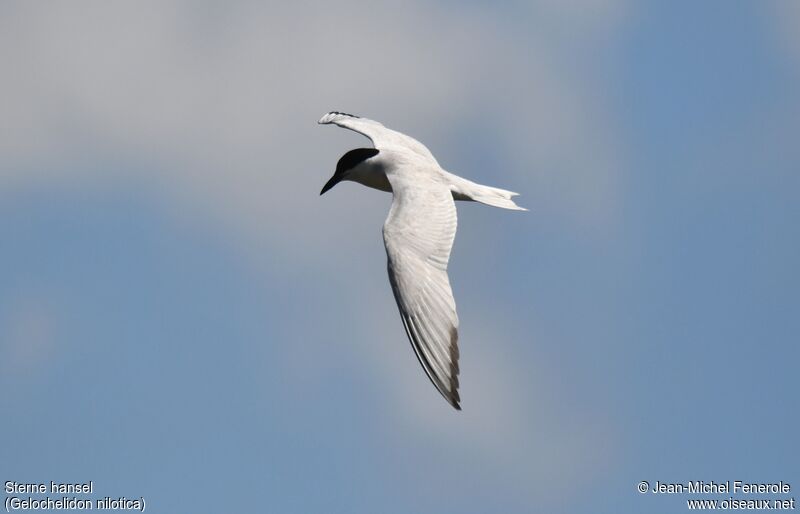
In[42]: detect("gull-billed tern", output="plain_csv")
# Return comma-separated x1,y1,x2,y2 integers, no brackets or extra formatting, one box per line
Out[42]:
319,111,525,410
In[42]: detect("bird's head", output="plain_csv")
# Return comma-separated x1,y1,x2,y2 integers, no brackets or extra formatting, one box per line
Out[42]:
320,147,380,195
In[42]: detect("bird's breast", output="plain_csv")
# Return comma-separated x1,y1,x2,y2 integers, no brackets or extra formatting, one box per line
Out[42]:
349,164,392,193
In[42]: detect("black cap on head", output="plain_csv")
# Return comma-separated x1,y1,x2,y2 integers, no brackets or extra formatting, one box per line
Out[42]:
320,148,379,195
336,148,380,174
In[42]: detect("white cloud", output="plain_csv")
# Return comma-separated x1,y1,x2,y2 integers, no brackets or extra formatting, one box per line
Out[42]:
0,0,627,238
1,0,627,503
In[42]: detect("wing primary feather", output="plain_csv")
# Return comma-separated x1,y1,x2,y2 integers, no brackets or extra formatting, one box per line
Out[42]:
390,263,460,409
409,314,450,381
448,326,461,407
406,316,450,390
395,296,458,408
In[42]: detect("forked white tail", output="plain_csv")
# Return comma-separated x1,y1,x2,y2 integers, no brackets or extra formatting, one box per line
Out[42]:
442,171,527,211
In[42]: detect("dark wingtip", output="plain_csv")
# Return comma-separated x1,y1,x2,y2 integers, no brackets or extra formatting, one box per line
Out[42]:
329,111,359,118
449,326,461,411
449,390,461,410
319,111,360,124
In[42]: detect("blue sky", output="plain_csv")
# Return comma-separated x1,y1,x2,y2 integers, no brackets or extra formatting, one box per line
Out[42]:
1,1,798,512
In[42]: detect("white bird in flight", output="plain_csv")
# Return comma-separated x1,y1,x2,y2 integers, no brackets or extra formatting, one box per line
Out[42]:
319,112,525,410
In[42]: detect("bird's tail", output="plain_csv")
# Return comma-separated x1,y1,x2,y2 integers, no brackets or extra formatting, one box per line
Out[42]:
443,171,527,211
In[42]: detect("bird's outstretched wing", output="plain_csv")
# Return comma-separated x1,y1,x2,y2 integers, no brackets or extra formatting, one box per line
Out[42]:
318,111,439,164
382,173,461,409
